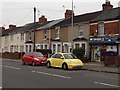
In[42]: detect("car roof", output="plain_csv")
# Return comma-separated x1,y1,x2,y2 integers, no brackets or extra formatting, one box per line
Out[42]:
54,52,71,55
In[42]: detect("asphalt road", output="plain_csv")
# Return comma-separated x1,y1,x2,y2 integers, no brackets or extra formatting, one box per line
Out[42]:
1,59,119,89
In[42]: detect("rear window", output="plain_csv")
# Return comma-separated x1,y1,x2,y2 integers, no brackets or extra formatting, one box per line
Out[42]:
34,52,43,57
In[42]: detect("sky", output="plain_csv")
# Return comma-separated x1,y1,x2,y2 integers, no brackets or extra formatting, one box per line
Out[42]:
0,0,120,29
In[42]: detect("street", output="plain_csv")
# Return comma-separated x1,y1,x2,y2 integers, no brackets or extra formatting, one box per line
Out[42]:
1,59,119,89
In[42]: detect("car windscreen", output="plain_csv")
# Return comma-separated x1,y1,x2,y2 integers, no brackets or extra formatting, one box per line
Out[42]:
34,52,43,57
63,54,77,59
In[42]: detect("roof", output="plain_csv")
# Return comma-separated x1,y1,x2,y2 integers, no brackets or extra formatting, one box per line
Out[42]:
9,21,51,34
37,19,64,30
91,7,120,22
73,37,88,41
51,11,102,28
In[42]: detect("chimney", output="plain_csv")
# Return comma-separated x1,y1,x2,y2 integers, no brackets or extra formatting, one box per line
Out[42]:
39,15,47,24
102,0,113,11
65,9,74,19
9,24,16,30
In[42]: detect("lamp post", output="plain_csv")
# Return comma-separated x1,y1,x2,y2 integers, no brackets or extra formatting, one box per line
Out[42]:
33,7,36,52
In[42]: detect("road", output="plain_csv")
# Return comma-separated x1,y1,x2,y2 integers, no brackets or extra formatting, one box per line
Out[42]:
1,59,119,89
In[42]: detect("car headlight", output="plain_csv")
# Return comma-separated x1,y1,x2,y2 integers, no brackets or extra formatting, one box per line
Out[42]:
34,58,39,61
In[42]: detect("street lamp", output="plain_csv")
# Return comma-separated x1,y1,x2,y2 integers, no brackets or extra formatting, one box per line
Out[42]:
33,7,36,52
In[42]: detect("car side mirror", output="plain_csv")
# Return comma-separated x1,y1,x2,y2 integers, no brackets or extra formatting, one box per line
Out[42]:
60,57,64,59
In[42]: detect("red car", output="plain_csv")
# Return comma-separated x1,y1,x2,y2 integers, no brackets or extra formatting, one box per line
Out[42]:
22,52,47,66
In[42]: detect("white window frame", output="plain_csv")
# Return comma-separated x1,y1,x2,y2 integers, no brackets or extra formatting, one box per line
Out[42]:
55,27,60,40
79,24,84,37
43,30,47,40
98,22,104,35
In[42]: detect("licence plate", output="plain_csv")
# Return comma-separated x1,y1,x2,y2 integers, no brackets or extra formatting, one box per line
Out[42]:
41,61,46,63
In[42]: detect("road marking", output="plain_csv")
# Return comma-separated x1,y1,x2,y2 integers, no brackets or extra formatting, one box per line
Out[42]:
52,74,71,79
0,86,2,89
94,82,120,88
32,71,71,79
4,66,21,70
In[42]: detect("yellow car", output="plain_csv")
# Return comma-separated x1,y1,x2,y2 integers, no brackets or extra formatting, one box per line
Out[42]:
46,53,83,70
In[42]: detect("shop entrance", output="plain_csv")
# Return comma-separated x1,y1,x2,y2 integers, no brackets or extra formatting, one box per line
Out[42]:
91,46,101,62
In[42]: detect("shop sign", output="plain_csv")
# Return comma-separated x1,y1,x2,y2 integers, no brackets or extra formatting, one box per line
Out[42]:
104,36,118,42
89,37,104,42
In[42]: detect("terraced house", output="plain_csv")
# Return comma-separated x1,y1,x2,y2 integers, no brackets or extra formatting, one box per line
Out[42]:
1,0,119,62
89,1,120,62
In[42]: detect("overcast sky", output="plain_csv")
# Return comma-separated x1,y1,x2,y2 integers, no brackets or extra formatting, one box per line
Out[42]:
0,0,119,29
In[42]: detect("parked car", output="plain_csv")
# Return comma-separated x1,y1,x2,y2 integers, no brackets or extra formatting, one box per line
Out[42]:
46,53,83,70
22,52,47,66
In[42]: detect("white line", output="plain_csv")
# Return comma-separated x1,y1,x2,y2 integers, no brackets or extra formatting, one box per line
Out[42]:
4,66,21,70
0,86,2,89
37,71,52,76
52,74,71,79
94,82,120,88
32,71,71,79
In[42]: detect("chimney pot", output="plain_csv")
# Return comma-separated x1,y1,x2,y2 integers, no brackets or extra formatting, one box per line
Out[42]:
102,0,113,11
39,15,47,24
64,9,74,19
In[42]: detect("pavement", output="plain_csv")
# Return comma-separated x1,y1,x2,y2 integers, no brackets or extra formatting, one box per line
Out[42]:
1,58,120,74
83,61,120,74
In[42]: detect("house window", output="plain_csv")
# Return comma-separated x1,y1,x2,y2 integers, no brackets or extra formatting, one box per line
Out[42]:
75,44,79,48
82,43,85,49
79,25,84,37
43,30,47,40
10,45,13,52
29,45,32,52
26,45,28,52
98,22,104,35
57,44,61,52
28,32,32,40
21,33,24,41
53,44,56,53
55,27,60,39
45,45,47,49
41,45,43,49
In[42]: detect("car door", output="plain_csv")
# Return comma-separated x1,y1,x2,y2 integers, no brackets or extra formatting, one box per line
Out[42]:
24,53,29,64
55,54,63,67
28,52,34,64
50,54,57,67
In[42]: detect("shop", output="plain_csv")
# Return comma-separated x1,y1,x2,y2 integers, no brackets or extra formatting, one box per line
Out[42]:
89,36,119,62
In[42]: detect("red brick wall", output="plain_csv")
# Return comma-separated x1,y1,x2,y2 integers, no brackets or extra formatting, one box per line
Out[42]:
2,52,23,59
90,21,119,36
90,24,98,35
104,21,119,34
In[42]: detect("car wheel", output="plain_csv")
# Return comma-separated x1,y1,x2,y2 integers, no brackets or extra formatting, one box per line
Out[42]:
47,61,51,68
62,63,68,70
22,60,26,65
32,61,35,66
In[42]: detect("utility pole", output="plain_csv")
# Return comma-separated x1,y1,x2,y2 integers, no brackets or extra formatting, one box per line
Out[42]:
71,0,74,53
33,7,36,52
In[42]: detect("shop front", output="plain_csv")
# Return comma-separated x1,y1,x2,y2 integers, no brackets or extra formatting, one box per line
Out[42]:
89,36,118,62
